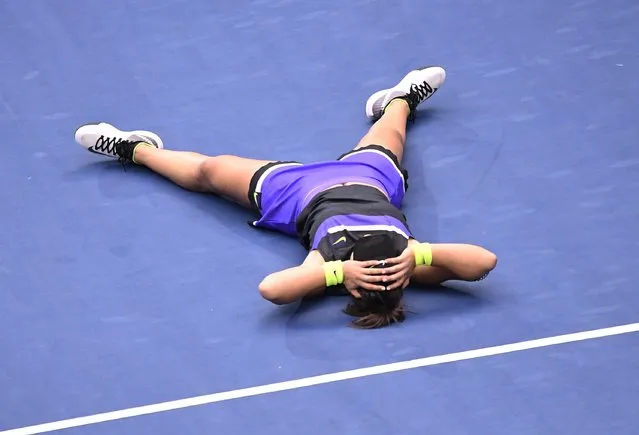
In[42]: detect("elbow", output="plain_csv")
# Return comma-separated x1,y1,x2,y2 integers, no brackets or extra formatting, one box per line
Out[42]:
258,278,287,305
484,250,498,271
475,250,498,280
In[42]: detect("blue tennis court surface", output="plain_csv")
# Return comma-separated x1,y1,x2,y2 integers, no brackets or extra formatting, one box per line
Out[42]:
1,0,638,433
55,333,639,435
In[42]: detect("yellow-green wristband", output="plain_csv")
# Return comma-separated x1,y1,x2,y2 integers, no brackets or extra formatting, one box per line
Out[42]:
414,243,433,266
323,261,344,287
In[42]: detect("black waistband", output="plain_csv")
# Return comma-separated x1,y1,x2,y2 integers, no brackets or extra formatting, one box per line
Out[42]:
295,184,410,250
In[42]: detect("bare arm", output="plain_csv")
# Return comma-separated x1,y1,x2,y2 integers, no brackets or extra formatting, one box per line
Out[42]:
409,240,497,285
258,251,389,305
410,265,457,286
258,250,327,305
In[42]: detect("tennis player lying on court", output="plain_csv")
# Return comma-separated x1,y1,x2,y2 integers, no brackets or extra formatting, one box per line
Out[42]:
74,66,497,329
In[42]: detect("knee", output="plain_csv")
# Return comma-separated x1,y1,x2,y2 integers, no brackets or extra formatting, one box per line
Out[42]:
367,125,404,145
198,156,219,178
197,156,226,189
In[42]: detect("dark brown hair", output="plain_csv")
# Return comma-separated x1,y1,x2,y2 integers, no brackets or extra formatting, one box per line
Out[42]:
345,232,408,329
344,289,405,329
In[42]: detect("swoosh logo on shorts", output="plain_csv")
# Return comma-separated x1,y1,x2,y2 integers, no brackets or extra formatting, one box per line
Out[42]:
333,236,346,245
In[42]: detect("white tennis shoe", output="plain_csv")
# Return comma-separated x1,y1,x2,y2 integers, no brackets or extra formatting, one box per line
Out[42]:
365,66,446,121
74,122,163,161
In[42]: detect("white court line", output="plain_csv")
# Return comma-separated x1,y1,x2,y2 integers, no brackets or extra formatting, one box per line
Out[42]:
2,322,638,435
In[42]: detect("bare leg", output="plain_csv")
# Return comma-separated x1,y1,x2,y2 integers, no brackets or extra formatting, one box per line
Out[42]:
133,146,272,208
355,99,410,162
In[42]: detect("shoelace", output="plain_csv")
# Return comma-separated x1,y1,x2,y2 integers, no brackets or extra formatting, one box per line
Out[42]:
94,135,136,169
94,135,125,155
408,81,435,104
